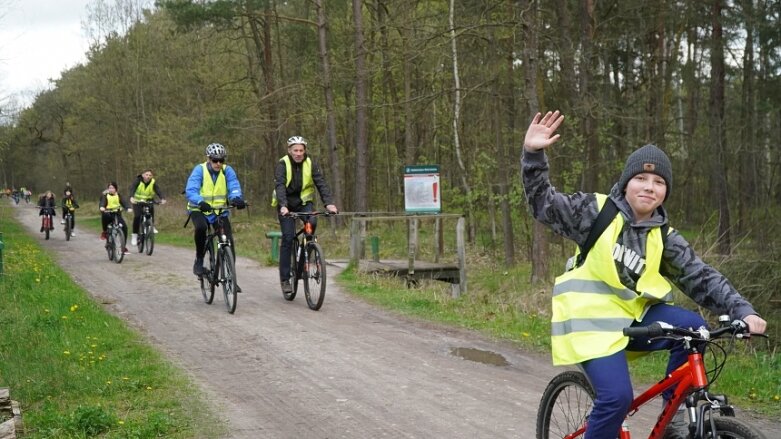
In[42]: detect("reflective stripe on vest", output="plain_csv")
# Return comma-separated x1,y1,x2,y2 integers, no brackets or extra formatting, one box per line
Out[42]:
550,193,672,366
134,178,156,201
106,194,121,210
187,163,227,212
270,156,314,207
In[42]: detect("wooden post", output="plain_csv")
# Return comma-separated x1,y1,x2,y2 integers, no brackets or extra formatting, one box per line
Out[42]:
454,216,467,297
408,217,418,281
434,216,443,263
349,218,363,264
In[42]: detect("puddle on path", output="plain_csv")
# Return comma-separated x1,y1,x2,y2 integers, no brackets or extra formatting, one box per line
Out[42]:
450,347,509,366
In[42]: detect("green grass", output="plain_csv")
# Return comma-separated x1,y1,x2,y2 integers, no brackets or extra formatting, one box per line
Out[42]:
0,205,225,438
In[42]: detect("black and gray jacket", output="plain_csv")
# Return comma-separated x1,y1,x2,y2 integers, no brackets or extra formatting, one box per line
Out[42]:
521,148,757,321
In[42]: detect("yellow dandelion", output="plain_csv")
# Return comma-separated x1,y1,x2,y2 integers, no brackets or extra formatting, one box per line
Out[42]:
69,305,78,312
522,332,531,337
122,377,129,381
773,395,779,401
106,381,112,385
63,350,71,355
91,344,97,348
61,315,68,320
146,386,152,390
118,420,125,425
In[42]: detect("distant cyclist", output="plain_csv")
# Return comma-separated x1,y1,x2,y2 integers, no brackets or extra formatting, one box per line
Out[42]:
129,169,167,246
37,190,57,232
61,188,80,236
185,143,246,280
99,181,130,255
272,135,338,294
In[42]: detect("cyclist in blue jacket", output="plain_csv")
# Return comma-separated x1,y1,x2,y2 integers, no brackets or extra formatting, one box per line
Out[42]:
185,143,246,283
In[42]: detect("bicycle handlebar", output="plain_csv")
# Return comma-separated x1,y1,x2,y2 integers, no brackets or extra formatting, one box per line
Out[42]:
623,318,763,340
285,211,337,218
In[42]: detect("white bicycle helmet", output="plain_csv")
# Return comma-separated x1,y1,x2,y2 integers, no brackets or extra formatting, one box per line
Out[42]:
287,136,307,147
205,143,227,159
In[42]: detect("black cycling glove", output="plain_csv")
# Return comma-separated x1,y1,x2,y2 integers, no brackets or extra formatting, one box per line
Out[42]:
232,198,246,209
198,201,212,212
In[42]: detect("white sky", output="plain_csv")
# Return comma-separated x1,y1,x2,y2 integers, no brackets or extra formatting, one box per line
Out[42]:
0,0,93,105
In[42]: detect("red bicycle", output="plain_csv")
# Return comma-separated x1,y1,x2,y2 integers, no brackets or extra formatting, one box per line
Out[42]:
536,317,768,439
40,208,55,240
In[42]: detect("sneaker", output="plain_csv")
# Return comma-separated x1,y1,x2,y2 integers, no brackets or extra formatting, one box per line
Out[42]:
153,227,159,234
131,234,138,246
193,258,204,276
40,226,44,232
662,406,688,439
60,219,66,224
281,280,293,293
100,231,107,240
70,231,76,237
235,284,242,293
123,247,130,255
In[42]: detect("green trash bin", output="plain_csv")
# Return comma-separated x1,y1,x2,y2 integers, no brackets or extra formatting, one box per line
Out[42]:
265,231,282,263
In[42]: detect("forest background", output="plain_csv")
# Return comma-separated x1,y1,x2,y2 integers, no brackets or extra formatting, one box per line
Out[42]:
0,1,780,326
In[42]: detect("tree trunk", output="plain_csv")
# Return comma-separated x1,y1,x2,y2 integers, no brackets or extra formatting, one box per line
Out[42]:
315,0,343,215
579,0,599,193
709,0,731,254
352,0,370,213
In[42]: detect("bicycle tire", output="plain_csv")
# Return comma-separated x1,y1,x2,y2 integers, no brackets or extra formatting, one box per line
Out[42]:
145,219,154,256
303,242,326,311
200,239,215,304
105,229,114,261
536,370,594,439
64,217,71,241
220,246,237,314
44,216,50,240
284,239,298,301
698,417,767,439
113,228,125,264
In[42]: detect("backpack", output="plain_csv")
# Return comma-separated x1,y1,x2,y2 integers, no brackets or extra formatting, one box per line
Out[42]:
574,197,670,268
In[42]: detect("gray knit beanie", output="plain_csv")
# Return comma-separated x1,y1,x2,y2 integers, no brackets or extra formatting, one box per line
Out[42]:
617,144,672,199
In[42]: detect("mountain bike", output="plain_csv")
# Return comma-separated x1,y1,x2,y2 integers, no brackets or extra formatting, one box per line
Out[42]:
63,208,74,241
197,207,238,314
104,210,126,264
284,211,334,311
135,200,159,255
40,208,54,240
536,317,768,439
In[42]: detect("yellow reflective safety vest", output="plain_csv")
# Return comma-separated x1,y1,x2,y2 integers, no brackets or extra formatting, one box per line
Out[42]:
271,156,314,207
133,178,156,201
187,163,227,213
550,193,673,366
105,194,121,211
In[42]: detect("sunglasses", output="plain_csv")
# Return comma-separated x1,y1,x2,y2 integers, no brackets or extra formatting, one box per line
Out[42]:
210,158,225,163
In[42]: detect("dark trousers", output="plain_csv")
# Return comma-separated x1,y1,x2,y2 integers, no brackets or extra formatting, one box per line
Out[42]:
131,203,155,234
190,212,234,260
580,303,707,439
101,213,128,240
278,203,316,281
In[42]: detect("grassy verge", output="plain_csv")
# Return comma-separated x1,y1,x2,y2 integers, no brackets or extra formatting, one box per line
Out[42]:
0,205,224,438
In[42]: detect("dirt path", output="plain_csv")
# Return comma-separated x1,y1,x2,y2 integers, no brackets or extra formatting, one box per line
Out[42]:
13,204,781,438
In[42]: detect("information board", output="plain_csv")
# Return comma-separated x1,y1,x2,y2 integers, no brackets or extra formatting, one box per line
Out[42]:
404,165,441,213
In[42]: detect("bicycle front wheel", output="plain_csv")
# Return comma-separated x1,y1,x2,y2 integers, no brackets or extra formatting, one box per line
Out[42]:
701,417,767,439
536,371,594,439
113,228,125,264
105,230,114,261
44,216,50,240
284,239,298,301
220,246,237,314
64,218,71,241
303,242,326,311
143,220,154,255
200,240,215,304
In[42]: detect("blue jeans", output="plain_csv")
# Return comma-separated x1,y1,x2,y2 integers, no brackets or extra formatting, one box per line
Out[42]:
580,303,706,439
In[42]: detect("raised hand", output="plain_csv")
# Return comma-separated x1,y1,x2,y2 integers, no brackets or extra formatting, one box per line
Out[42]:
523,110,565,152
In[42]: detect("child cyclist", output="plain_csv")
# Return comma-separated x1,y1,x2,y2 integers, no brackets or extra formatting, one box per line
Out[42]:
521,110,767,438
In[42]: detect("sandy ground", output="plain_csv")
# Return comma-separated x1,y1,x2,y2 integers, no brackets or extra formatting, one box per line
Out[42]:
11,203,780,438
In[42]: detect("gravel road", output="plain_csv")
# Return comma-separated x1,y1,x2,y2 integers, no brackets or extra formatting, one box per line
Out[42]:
13,204,780,438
